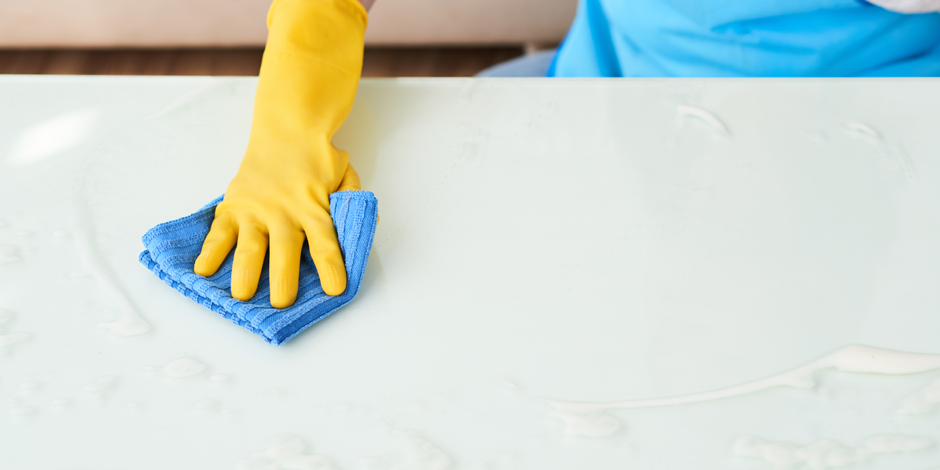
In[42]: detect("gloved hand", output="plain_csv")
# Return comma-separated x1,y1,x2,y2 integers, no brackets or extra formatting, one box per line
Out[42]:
193,0,368,308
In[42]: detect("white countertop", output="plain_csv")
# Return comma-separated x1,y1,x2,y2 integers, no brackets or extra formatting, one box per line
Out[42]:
2,76,940,469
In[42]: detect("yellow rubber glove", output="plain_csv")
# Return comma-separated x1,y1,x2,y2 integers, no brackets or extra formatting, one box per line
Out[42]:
193,0,368,308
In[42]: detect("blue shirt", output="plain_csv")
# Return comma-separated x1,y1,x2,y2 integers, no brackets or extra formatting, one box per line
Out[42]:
548,0,940,77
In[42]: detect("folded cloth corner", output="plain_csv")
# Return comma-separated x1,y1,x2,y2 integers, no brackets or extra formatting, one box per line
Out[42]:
139,191,378,346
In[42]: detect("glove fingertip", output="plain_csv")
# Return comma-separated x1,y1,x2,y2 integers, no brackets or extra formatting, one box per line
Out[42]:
320,263,347,296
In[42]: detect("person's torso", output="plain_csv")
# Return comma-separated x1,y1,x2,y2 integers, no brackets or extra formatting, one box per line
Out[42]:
549,0,940,77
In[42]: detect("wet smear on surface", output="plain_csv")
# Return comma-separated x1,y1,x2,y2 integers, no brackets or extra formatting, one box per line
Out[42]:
192,399,217,411
0,332,31,355
544,345,940,437
845,122,881,142
807,129,828,144
160,356,207,379
545,408,623,438
96,307,150,336
69,215,151,336
82,375,119,393
19,380,41,391
81,375,119,406
237,434,338,470
125,402,144,413
0,244,21,264
500,377,519,390
143,81,223,120
843,122,917,182
677,105,731,137
0,309,14,330
360,430,453,470
734,434,933,469
62,269,89,279
897,376,940,415
6,108,100,167
9,406,36,417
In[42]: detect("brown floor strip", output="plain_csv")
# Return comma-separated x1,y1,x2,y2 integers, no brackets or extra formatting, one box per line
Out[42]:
0,47,524,77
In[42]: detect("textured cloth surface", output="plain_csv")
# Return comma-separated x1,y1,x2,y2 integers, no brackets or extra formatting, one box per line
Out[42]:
139,191,378,345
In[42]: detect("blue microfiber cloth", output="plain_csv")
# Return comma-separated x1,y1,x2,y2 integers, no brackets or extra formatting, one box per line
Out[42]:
139,191,378,345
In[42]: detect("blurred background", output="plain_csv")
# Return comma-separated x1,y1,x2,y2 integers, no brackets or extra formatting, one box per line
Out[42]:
0,0,576,77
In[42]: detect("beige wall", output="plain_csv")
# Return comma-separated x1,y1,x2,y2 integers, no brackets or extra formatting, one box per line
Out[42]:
0,0,577,48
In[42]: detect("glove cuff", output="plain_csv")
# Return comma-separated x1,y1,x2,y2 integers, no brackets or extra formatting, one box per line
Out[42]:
264,0,368,78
